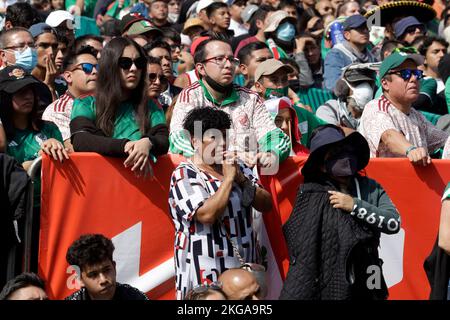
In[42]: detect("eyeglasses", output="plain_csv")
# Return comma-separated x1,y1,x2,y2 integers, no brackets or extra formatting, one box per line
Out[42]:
405,25,426,34
37,42,59,51
118,56,147,70
148,72,167,84
203,55,240,67
71,63,98,74
393,47,419,54
388,69,424,81
3,42,36,52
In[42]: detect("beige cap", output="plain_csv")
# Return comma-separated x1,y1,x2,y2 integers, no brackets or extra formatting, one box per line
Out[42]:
264,10,296,33
254,59,294,82
183,18,205,33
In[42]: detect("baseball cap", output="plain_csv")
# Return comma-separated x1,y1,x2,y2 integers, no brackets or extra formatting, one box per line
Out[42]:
342,14,367,31
241,4,258,24
127,20,163,37
394,16,425,38
264,11,296,33
196,0,227,14
255,59,294,82
183,18,205,33
0,66,43,94
379,52,424,79
120,12,146,34
45,10,75,29
29,23,56,38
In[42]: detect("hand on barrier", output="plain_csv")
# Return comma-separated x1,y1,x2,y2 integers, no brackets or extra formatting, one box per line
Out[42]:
40,138,70,162
328,190,354,212
124,138,154,178
406,147,431,167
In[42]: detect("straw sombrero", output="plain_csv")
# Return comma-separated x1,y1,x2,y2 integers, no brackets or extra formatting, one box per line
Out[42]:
364,0,436,26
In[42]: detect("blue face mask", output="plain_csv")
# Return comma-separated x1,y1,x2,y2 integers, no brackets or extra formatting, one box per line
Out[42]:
14,47,38,72
276,22,296,42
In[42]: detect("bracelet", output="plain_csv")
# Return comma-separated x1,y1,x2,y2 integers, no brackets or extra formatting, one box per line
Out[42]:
405,146,417,156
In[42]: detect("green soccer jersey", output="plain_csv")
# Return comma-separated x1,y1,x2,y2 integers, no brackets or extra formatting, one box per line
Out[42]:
7,122,63,208
7,122,63,164
292,105,328,147
71,95,166,141
65,0,96,17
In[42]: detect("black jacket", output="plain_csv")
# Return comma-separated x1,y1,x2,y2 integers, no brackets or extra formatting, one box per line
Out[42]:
424,236,450,300
0,154,30,287
280,181,388,300
65,283,149,300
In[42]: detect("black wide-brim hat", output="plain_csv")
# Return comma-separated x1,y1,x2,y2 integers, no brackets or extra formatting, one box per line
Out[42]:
0,66,46,94
364,0,436,26
301,125,370,178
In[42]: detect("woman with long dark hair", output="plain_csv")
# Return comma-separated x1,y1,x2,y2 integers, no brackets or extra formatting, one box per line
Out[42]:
70,37,169,176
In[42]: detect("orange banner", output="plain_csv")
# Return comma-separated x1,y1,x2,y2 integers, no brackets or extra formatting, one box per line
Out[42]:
39,154,450,300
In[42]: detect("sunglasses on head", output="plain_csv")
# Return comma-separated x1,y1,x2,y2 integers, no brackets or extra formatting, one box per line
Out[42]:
148,72,167,83
118,56,147,70
192,281,223,293
71,62,98,74
388,68,423,81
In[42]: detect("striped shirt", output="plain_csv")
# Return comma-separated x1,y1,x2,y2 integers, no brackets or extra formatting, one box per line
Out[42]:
42,91,74,141
359,95,449,158
168,160,259,300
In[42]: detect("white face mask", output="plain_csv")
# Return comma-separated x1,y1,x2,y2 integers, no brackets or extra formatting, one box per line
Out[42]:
348,82,373,111
168,13,179,23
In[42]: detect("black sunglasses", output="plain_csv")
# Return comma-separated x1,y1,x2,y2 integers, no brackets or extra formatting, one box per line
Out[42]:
118,56,147,70
71,63,98,74
148,73,167,83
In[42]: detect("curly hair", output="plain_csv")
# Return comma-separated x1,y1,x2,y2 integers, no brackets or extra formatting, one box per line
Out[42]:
66,234,115,272
183,108,232,137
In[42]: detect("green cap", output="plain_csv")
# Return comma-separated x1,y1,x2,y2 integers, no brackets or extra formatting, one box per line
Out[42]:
379,52,424,79
127,20,163,37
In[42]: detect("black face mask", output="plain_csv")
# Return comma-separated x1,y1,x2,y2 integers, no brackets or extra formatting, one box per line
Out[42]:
203,73,234,95
288,79,300,93
325,152,359,177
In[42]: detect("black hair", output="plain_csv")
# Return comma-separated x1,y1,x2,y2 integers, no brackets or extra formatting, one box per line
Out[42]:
206,2,229,18
279,0,297,10
66,234,115,272
161,27,181,45
248,5,276,36
380,40,404,61
95,37,149,137
100,18,121,37
74,35,104,52
5,2,41,29
145,39,171,55
185,287,228,300
280,57,300,74
237,41,269,65
62,45,98,72
183,108,232,137
418,36,449,57
0,85,43,141
194,38,230,64
438,54,450,83
147,55,162,65
0,273,46,300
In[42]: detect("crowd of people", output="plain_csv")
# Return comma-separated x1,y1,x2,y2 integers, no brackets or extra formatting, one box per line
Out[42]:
1,0,450,300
